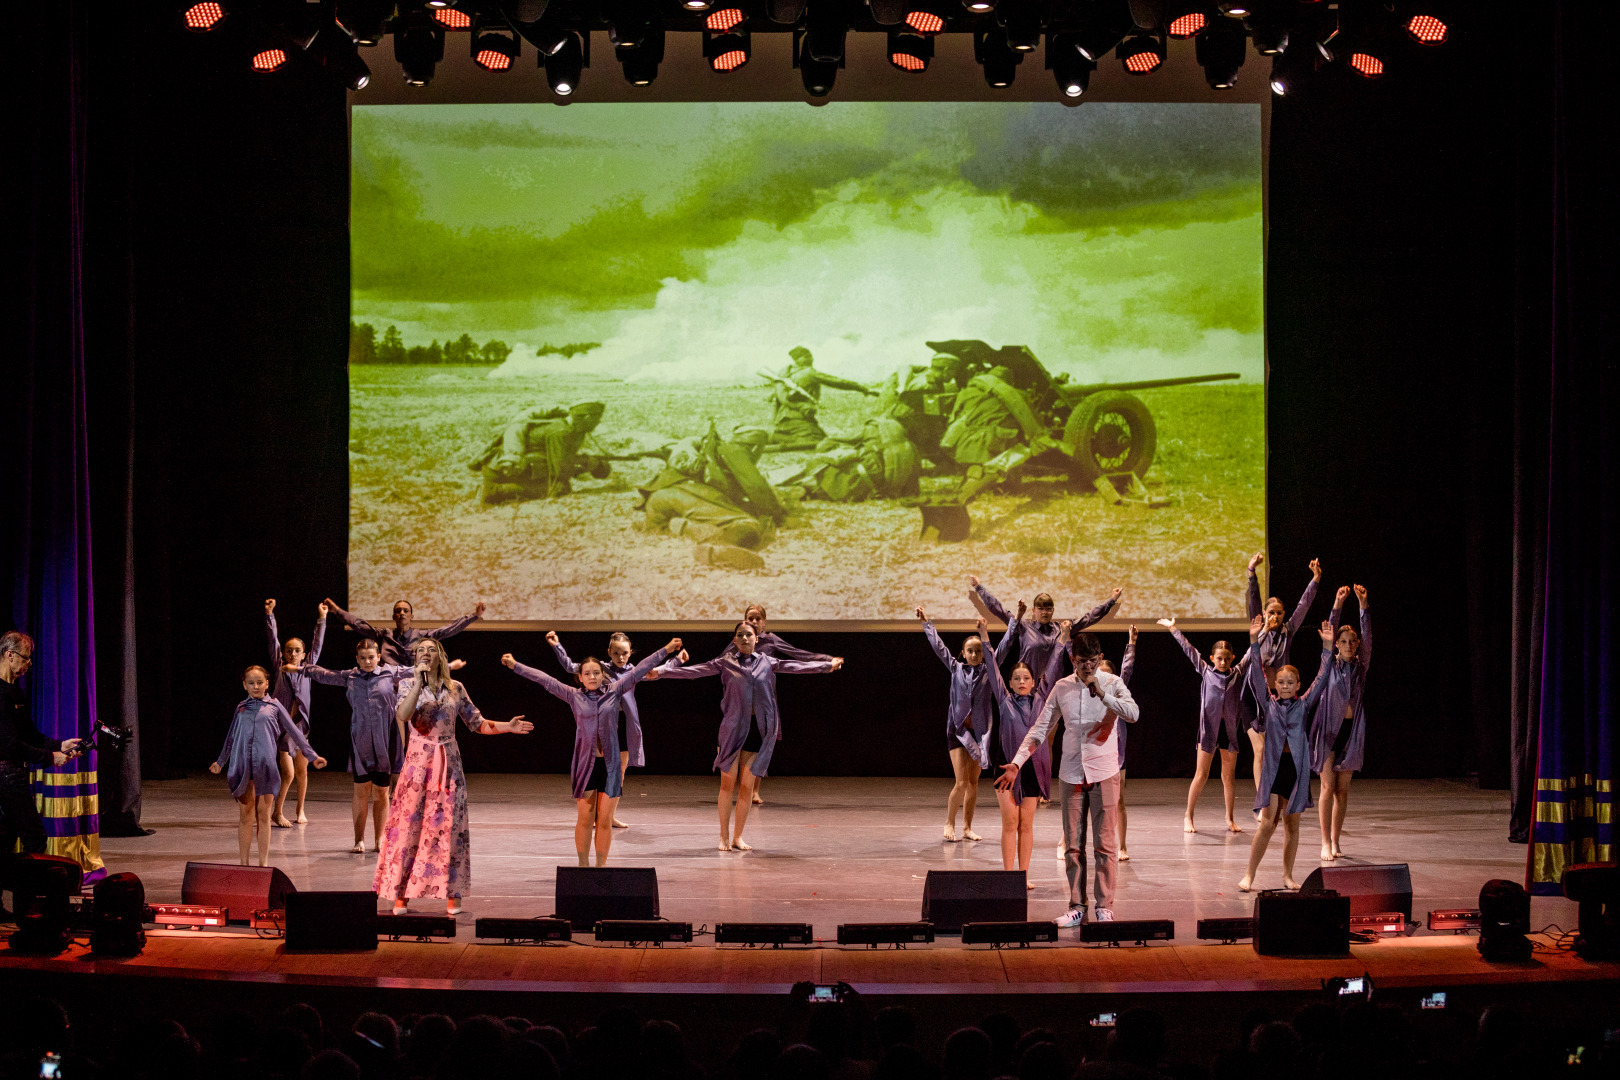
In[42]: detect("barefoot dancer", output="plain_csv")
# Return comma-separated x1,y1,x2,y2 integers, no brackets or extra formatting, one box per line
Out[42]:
1238,617,1334,892
730,604,838,807
552,631,658,828
979,614,1068,882
210,666,327,866
917,606,993,843
302,638,410,853
504,636,680,866
1313,584,1371,862
265,599,327,829
1239,553,1322,814
656,623,841,851
1099,625,1138,861
1159,618,1250,834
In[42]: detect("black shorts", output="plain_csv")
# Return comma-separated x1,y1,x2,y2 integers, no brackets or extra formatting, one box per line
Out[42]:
1330,717,1353,757
1270,751,1298,800
585,756,609,793
742,716,764,754
1215,721,1233,752
617,710,628,755
352,770,391,786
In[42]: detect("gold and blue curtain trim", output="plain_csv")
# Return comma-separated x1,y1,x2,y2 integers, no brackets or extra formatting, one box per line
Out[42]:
1530,774,1613,894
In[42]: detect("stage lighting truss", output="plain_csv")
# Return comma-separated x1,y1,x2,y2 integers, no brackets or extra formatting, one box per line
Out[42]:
1116,31,1165,75
975,26,1022,88
888,31,932,72
1045,32,1096,98
182,2,226,32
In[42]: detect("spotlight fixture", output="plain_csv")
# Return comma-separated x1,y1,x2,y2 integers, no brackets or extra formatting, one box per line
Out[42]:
1001,0,1039,51
836,921,935,946
1244,7,1288,54
1216,1,1250,14
313,24,373,89
705,7,746,31
252,47,290,73
1317,4,1389,79
1045,32,1096,98
767,0,809,22
888,30,932,71
335,0,391,44
1116,32,1165,74
394,9,446,85
905,9,946,34
705,27,751,71
1402,11,1447,44
975,26,1021,88
1074,0,1135,61
432,6,472,28
516,10,570,55
472,23,520,70
182,2,226,32
1195,16,1245,88
1268,35,1316,95
797,43,839,96
804,2,846,62
544,29,583,95
616,22,664,86
682,0,713,9
963,0,996,10
1166,3,1208,38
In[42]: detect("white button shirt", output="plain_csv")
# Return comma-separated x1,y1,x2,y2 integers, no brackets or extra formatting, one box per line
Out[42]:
1011,671,1139,785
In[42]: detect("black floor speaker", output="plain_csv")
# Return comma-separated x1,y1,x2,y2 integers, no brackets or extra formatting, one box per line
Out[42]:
181,862,296,922
285,891,379,951
1253,890,1350,956
554,867,659,931
921,870,1027,933
1300,863,1412,920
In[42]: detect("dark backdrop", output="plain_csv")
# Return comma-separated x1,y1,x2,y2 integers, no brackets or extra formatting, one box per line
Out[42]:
57,7,1521,787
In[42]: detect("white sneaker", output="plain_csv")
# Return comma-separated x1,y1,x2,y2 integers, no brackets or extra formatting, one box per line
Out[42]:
1055,906,1086,928
1094,908,1115,922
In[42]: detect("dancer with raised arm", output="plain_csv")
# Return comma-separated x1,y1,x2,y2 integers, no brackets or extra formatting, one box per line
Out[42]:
1313,584,1372,862
917,605,994,843
302,638,410,853
969,576,1121,671
655,622,841,852
551,631,658,829
1238,616,1334,891
324,596,485,667
210,666,327,866
1239,553,1322,811
504,635,681,866
978,615,1068,882
1159,617,1251,834
264,599,327,829
730,604,839,806
379,640,532,914
1100,625,1138,861
996,632,1138,925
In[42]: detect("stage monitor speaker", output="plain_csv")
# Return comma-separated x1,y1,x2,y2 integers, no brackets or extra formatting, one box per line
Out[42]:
920,870,1027,933
284,891,379,951
554,866,659,931
1300,863,1412,921
1253,890,1350,956
181,861,296,923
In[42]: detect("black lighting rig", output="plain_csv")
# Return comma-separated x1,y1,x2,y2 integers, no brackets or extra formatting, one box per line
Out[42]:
177,0,1452,99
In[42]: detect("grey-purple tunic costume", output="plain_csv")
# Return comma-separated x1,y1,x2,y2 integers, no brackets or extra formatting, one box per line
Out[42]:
723,631,835,747
268,608,326,754
1311,603,1372,773
655,650,835,777
552,641,652,768
1169,627,1251,753
981,621,1068,800
974,584,1117,673
509,646,674,798
1115,639,1137,768
336,610,480,667
214,697,320,800
922,621,993,768
1238,570,1319,729
304,663,410,777
1244,643,1332,815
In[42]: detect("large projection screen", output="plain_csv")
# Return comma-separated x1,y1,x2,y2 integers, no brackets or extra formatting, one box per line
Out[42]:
349,100,1264,628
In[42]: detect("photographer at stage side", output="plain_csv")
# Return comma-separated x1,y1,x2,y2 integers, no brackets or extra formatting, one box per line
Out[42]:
0,631,82,873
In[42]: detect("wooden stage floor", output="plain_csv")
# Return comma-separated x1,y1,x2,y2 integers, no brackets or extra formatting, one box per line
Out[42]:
9,775,1609,999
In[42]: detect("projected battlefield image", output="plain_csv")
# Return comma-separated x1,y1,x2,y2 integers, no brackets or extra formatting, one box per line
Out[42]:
348,101,1265,624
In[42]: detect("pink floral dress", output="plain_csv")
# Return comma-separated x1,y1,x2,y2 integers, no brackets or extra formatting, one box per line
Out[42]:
373,679,485,901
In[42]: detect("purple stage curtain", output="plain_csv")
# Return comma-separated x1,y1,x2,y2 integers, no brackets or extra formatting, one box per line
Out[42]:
1526,4,1619,892
1,0,103,874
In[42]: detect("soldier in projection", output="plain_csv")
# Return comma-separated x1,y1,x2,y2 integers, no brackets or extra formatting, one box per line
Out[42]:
876,351,970,464
939,366,1062,503
776,418,921,503
637,425,785,570
469,401,608,504
763,346,879,450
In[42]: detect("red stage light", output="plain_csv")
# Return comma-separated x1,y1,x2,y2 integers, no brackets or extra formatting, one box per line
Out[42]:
905,12,945,34
1124,51,1161,73
711,48,748,71
705,8,745,32
433,8,472,29
1167,13,1206,38
1405,15,1447,43
183,2,225,31
475,49,513,70
1349,52,1384,77
891,51,927,71
252,48,288,72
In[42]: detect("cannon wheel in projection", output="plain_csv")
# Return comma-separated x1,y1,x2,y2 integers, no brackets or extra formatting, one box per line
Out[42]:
712,441,785,521
1063,391,1157,486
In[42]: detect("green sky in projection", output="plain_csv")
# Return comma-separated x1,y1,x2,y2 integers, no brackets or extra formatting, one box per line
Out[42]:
350,101,1263,383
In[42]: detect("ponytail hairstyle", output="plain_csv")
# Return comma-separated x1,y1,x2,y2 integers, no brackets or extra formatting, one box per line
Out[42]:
1336,624,1362,656
575,657,609,687
242,664,270,682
